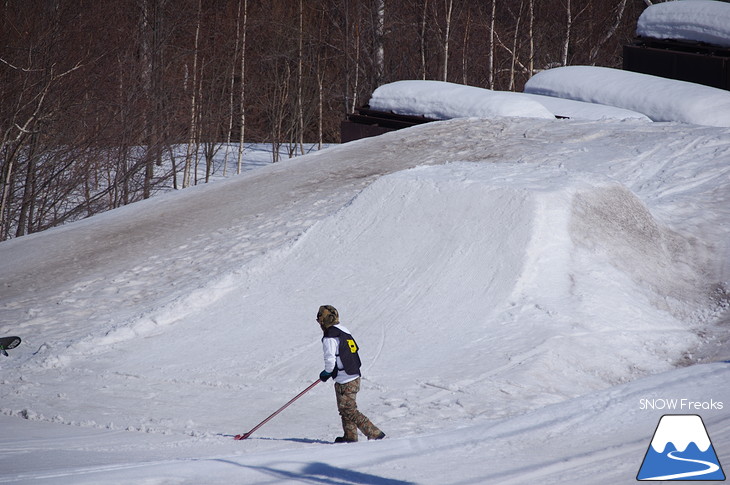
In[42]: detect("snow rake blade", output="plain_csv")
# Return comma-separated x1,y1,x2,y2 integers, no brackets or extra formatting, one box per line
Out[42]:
234,379,321,440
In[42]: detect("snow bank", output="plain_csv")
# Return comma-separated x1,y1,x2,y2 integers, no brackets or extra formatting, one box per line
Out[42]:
369,80,555,120
638,0,730,48
524,65,730,127
523,92,651,121
370,80,650,122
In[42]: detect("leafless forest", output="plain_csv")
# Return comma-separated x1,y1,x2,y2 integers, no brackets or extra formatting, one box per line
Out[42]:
1,0,653,240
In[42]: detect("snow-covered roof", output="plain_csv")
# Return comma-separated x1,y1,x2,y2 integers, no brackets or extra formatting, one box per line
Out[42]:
637,0,730,48
369,80,555,120
368,80,650,122
524,65,730,127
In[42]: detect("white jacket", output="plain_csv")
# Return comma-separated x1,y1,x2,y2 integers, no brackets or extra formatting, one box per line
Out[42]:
322,324,360,384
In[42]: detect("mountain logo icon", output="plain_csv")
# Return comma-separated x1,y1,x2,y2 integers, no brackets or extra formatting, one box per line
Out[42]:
637,414,726,481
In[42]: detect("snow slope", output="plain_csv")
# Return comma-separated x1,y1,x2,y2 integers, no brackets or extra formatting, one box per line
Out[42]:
1,117,729,484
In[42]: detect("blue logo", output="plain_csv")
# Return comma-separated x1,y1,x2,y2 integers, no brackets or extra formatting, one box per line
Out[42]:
637,414,725,481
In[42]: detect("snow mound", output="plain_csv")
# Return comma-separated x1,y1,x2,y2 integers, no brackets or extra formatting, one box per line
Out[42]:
215,162,712,416
369,80,555,120
638,0,730,48
524,65,730,127
369,80,649,122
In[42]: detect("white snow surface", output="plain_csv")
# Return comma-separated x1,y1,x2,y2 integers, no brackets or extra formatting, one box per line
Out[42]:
524,65,730,127
370,80,555,120
369,79,650,121
521,92,651,122
1,117,730,484
637,0,730,48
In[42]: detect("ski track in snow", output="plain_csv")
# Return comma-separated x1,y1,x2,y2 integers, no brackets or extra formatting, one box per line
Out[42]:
0,117,729,483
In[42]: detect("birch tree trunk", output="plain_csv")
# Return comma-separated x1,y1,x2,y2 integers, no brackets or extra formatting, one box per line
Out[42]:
420,0,428,80
562,0,572,66
138,0,163,199
462,9,471,84
237,0,247,175
528,0,534,77
442,0,453,82
297,0,305,156
351,22,360,113
183,0,202,188
374,0,385,87
509,1,523,91
139,0,153,198
488,0,496,89
223,0,241,176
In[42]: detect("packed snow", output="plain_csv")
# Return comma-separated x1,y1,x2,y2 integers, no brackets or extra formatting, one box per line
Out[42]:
1,114,729,484
524,65,730,127
637,0,730,48
369,79,650,122
369,80,555,120
520,91,651,122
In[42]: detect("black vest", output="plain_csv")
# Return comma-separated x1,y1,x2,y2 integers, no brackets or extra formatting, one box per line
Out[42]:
323,326,362,376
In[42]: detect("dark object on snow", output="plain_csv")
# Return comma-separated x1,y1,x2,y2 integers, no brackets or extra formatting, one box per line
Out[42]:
624,37,730,91
340,106,439,143
0,336,21,357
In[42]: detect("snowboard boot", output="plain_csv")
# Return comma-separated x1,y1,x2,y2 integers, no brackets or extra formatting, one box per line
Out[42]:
334,435,358,443
369,431,386,441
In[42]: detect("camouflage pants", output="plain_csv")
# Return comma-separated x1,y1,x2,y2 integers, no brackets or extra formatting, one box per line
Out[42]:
334,377,382,441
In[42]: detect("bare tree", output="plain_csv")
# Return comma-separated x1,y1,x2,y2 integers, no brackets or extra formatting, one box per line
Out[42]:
441,0,454,82
0,0,651,240
488,0,497,89
296,0,305,156
238,0,249,174
561,0,572,66
527,0,534,77
374,0,385,86
183,0,202,188
420,0,428,80
589,0,628,64
509,1,524,90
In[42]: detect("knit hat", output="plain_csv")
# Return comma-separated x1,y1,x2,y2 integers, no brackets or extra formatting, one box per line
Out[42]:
317,305,339,329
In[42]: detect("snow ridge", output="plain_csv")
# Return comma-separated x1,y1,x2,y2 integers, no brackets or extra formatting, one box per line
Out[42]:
638,0,730,48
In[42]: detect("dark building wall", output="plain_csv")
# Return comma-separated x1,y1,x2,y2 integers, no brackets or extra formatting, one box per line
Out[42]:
623,39,730,91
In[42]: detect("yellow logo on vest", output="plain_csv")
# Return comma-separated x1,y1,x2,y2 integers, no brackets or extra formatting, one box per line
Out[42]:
347,339,358,353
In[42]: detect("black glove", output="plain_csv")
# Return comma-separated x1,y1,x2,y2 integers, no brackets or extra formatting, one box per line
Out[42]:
319,370,333,382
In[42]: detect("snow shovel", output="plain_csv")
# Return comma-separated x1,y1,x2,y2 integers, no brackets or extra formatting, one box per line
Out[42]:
234,379,321,440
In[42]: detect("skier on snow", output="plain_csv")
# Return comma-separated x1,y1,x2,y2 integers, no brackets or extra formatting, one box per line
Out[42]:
317,305,385,443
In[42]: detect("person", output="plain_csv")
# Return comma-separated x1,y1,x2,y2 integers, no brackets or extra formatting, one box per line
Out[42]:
316,305,385,443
